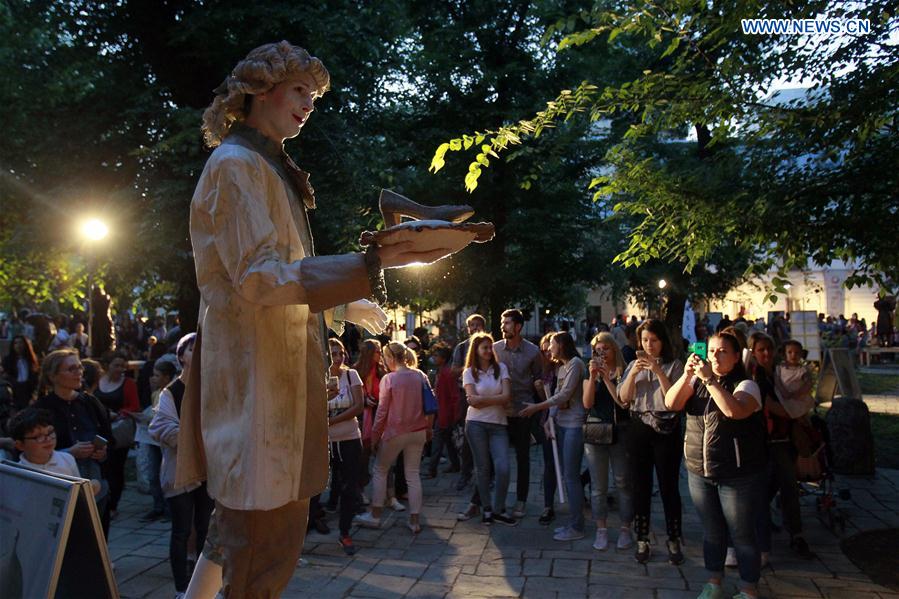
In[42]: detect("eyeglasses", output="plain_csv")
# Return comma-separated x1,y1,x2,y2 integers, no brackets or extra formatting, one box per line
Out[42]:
62,364,84,373
24,431,57,443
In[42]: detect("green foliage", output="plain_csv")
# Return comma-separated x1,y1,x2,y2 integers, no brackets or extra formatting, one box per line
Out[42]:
433,0,899,293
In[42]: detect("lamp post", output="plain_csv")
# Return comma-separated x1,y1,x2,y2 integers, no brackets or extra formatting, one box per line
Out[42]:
80,218,108,357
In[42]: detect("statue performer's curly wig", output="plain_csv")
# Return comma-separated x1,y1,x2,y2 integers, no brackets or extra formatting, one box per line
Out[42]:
201,41,330,148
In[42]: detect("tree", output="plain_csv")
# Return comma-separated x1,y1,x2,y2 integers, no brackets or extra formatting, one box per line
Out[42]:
433,0,899,303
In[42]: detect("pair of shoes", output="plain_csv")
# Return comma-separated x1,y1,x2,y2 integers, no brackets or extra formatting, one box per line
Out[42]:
389,497,406,512
339,535,357,556
455,475,471,491
725,546,738,567
140,509,164,522
593,528,609,551
790,536,816,559
667,538,684,565
407,521,422,534
635,540,651,563
617,527,634,550
538,508,555,525
442,464,461,474
512,501,526,518
353,512,381,529
553,526,585,541
457,503,480,521
492,512,518,527
697,582,725,599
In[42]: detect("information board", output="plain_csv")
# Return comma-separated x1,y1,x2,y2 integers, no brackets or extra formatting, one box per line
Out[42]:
816,348,862,403
789,310,822,362
0,461,118,598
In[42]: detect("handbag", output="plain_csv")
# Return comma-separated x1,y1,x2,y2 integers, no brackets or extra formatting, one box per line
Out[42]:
422,375,438,416
637,410,680,435
584,400,617,445
111,414,136,448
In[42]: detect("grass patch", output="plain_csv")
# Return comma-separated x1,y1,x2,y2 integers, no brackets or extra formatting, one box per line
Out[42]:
858,372,899,395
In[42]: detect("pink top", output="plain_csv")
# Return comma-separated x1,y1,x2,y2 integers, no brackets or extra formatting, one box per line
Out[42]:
372,369,430,443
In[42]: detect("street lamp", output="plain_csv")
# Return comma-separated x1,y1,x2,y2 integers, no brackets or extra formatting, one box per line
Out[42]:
80,218,108,357
658,279,668,289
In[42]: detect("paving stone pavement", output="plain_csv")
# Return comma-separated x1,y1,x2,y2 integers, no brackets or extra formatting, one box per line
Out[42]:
108,448,899,598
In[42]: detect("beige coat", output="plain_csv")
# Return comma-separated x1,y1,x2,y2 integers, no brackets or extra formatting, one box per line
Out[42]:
177,131,371,510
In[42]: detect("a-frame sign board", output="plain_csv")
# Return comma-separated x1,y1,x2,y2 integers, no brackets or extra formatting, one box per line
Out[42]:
0,460,118,598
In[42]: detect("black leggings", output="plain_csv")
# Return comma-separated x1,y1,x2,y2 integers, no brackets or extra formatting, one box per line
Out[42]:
628,417,683,541
167,483,214,592
106,447,129,511
330,439,363,537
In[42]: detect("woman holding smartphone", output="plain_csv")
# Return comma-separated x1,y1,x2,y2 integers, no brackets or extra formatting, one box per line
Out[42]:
582,332,633,551
618,319,685,564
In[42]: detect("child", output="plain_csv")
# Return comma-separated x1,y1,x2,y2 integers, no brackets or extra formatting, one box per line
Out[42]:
426,344,461,478
775,340,815,418
11,407,101,494
134,360,177,521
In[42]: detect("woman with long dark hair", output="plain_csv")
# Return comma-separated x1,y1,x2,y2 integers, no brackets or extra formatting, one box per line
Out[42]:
94,352,140,518
618,319,685,564
353,339,387,502
2,335,39,409
520,332,586,540
666,331,768,599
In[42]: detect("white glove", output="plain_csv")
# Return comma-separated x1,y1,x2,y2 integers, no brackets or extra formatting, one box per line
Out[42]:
345,299,388,335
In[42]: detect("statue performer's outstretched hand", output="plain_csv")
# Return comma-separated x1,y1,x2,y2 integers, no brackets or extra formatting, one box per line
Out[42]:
346,299,388,335
377,241,452,269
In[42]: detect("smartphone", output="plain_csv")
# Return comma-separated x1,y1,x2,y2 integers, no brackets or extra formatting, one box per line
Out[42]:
636,350,647,360
688,341,707,360
92,435,108,449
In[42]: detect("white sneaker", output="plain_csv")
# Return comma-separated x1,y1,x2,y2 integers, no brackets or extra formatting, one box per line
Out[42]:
593,528,609,551
353,512,381,529
617,527,634,550
389,497,406,512
512,501,526,518
554,524,568,534
725,546,738,567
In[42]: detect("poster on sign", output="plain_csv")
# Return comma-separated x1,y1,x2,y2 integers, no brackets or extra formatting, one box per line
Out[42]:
0,461,117,598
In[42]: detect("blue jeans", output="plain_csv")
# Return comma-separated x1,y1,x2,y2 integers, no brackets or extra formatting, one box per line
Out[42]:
584,426,634,524
688,469,766,586
555,424,585,532
465,420,510,513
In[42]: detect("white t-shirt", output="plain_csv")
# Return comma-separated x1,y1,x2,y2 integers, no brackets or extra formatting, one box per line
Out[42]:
328,368,363,442
20,450,82,479
689,376,762,411
463,362,511,425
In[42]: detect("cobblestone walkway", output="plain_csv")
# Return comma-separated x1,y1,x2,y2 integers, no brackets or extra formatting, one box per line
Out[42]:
109,451,899,598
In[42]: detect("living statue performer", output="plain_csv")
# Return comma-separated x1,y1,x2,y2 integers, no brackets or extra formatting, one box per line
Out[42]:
175,41,457,597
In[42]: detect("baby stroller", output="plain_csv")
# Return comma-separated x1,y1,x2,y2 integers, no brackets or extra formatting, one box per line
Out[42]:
793,411,849,533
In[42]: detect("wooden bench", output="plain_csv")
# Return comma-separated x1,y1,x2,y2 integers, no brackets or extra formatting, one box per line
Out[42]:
860,346,899,366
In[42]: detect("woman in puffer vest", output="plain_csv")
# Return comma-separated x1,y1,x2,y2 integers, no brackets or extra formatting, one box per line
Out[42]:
665,331,768,599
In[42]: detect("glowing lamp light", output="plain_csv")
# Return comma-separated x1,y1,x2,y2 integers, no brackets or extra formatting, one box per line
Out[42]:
81,218,109,241
658,279,668,289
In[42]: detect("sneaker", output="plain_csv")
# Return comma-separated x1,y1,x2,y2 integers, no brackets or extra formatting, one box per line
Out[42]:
554,525,568,534
725,546,738,567
553,526,585,541
492,512,518,527
538,508,554,525
339,535,357,556
482,511,494,525
790,536,816,559
353,512,381,529
140,509,164,522
593,528,609,551
697,582,725,599
512,501,526,518
457,503,480,521
617,527,634,550
667,538,684,565
635,540,651,563
389,497,406,512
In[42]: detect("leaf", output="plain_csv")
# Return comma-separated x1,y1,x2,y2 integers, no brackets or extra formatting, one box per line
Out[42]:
608,28,622,43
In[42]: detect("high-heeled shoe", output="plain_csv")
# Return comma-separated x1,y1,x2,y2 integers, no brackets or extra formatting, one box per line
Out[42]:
379,189,475,227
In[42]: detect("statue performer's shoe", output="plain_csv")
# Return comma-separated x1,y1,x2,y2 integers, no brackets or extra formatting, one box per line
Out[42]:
379,189,475,227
